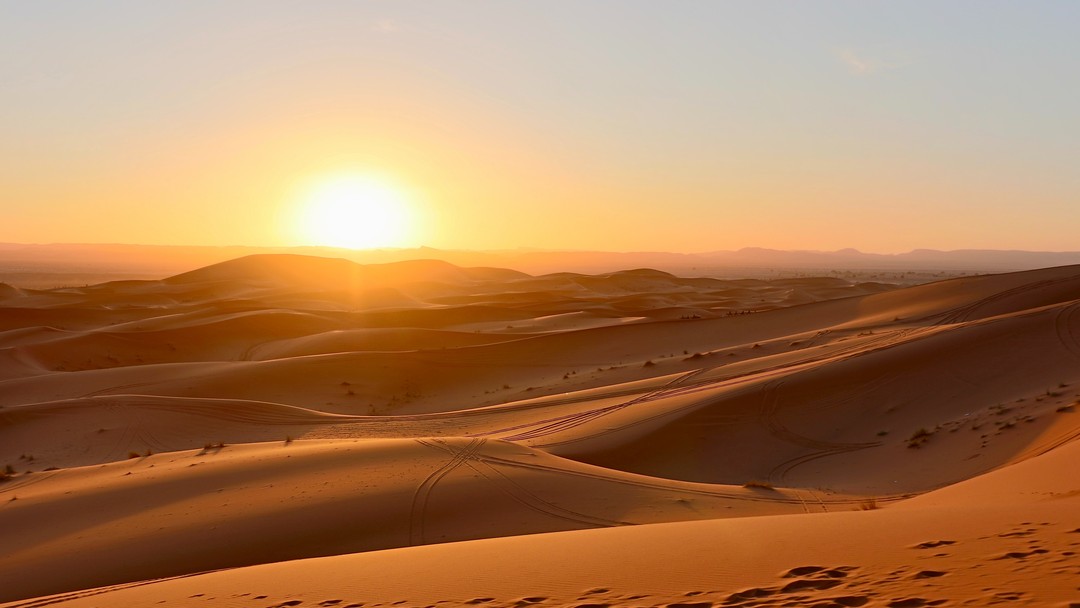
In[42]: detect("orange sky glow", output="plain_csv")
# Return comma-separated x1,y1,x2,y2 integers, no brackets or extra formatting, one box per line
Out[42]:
2,3,1078,253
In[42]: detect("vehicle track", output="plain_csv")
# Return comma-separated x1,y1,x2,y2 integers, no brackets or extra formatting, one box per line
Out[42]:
931,276,1080,326
466,446,916,508
529,329,924,449
492,369,707,442
759,381,881,485
409,438,486,545
1011,425,1080,464
0,569,224,608
1053,300,1080,361
417,439,632,528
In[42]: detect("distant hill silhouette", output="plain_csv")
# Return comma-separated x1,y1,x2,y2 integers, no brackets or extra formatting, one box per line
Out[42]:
2,242,1079,286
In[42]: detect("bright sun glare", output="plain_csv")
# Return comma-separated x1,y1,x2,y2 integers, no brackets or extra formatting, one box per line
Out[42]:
299,176,413,249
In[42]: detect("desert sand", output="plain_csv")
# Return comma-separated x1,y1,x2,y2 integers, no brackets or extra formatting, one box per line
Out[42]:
1,254,1078,607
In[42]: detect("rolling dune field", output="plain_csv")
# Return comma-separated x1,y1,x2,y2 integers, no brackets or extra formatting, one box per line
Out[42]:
2,255,1078,607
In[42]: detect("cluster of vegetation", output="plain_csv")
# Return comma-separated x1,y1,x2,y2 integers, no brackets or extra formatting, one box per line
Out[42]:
906,427,934,449
199,442,227,454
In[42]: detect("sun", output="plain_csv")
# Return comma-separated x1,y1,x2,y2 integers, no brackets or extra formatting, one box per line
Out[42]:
298,176,414,249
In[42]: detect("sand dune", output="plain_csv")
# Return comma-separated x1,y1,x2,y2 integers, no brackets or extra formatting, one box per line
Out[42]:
6,443,1076,608
2,255,1079,606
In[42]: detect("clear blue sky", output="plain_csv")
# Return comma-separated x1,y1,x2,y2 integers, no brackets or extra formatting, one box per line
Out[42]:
2,1,1078,252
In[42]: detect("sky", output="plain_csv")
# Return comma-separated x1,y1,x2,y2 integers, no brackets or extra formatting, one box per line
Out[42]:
2,1,1078,253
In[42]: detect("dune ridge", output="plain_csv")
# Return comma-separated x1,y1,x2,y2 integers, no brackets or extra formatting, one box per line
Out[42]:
2,254,1079,607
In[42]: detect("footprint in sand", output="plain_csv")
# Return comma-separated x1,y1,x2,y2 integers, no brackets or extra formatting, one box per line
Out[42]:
781,579,843,593
784,565,828,577
886,599,946,607
997,549,1049,559
912,570,947,579
784,565,856,579
818,597,870,607
912,540,956,549
724,587,776,603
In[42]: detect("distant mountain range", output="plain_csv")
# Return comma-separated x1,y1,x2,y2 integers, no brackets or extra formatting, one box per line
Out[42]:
2,242,1079,282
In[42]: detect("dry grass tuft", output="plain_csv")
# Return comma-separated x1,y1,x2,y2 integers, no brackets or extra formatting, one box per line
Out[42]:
907,427,933,448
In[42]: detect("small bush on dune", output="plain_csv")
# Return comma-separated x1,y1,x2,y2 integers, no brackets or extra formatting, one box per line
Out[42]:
742,480,775,490
907,427,933,448
859,498,878,511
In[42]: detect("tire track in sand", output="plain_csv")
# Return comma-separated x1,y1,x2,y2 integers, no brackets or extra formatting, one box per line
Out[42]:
409,438,486,545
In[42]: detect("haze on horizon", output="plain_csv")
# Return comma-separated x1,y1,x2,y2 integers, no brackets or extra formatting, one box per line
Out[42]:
2,1,1078,254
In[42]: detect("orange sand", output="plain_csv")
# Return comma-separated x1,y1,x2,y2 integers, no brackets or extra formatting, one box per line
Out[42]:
2,255,1078,607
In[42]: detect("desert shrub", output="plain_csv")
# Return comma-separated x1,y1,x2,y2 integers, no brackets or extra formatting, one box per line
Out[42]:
859,498,878,510
742,480,775,490
907,427,933,448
